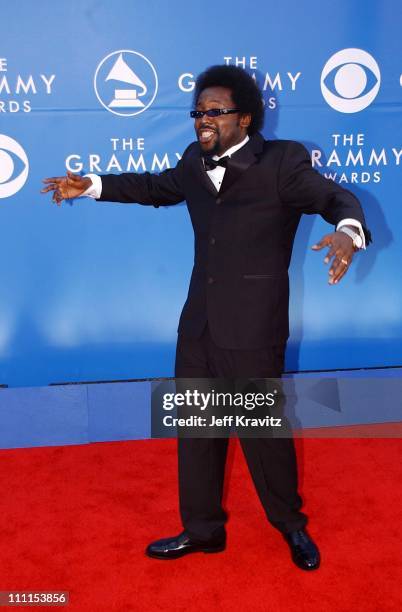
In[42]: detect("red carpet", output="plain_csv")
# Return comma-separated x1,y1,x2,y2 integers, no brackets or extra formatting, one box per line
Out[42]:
0,435,401,611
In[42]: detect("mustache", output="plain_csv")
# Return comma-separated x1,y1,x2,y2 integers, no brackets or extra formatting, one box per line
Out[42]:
198,125,218,132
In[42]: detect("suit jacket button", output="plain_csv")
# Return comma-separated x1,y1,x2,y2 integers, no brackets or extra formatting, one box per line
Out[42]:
216,197,222,204
208,277,215,284
210,237,216,245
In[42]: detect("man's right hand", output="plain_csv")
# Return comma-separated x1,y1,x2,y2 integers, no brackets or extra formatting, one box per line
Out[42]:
41,171,92,205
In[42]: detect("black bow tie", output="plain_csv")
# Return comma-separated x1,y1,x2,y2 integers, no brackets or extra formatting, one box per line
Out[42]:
203,156,229,171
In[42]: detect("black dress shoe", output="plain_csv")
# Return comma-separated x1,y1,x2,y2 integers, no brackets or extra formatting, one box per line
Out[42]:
145,531,226,560
283,529,320,570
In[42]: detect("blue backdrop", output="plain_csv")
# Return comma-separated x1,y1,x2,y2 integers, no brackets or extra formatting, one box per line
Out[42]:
1,0,401,387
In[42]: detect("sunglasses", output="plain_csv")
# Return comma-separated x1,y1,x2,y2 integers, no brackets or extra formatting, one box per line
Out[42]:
190,108,239,119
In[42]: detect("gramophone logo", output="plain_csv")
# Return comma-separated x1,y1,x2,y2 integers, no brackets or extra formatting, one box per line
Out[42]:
94,50,158,117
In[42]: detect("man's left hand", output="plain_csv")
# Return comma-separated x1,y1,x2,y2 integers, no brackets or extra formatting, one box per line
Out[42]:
312,232,356,285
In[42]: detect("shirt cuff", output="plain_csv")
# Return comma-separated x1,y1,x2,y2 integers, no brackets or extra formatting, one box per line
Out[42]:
336,218,366,249
81,174,102,199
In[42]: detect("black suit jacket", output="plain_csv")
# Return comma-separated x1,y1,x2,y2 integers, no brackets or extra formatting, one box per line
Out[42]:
99,133,370,350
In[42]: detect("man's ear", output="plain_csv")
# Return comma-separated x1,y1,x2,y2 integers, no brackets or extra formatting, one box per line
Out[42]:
239,113,251,129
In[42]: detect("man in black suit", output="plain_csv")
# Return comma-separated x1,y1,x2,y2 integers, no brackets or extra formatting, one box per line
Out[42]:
42,65,370,570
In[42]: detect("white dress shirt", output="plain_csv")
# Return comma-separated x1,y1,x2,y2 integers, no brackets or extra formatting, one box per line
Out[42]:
81,135,365,248
203,135,250,191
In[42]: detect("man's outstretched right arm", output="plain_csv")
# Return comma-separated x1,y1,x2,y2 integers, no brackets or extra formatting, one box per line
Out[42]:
41,155,186,207
96,161,185,207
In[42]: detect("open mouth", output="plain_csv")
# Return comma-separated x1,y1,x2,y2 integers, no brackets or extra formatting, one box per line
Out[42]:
198,129,216,144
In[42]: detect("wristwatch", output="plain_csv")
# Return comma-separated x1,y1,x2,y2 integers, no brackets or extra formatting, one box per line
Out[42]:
337,226,363,250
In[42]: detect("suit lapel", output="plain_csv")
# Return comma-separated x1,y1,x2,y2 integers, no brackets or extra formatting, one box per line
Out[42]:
219,133,265,196
188,145,219,196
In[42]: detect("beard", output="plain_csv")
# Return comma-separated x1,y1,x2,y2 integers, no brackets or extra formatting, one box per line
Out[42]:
199,133,221,156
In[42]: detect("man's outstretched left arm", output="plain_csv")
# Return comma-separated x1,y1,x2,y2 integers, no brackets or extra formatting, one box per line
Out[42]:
278,141,372,284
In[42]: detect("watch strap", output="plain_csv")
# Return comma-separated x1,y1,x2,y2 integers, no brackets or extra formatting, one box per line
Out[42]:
337,226,363,249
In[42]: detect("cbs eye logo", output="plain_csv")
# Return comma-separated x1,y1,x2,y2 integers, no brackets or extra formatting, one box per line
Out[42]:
0,135,29,198
321,48,381,113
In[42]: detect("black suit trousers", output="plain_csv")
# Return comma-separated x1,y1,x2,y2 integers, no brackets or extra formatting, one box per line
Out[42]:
175,325,307,541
